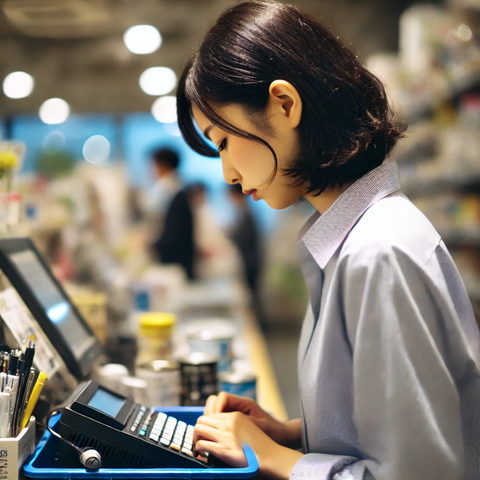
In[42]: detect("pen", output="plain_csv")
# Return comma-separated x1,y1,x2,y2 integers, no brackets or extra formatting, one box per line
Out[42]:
21,372,47,431
23,341,35,375
0,352,9,374
16,356,25,377
12,360,27,436
19,368,37,426
12,342,36,435
0,392,10,438
5,375,18,437
8,351,19,376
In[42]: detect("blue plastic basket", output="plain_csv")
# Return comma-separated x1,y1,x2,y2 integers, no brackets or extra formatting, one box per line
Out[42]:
23,407,259,479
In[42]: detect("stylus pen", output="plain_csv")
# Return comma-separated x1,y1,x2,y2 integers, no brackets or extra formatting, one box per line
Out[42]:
11,363,27,436
23,341,35,375
16,356,25,377
0,352,9,374
20,369,38,420
8,351,19,376
14,367,35,436
0,392,10,438
21,372,47,430
5,375,18,437
22,368,37,410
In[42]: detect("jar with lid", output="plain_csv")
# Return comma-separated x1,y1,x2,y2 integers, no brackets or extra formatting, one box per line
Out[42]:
136,312,176,364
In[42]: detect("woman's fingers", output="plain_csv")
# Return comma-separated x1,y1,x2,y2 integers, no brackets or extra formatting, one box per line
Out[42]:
194,414,246,443
204,392,261,415
196,414,224,427
195,439,248,468
215,392,256,414
193,421,223,444
204,395,218,415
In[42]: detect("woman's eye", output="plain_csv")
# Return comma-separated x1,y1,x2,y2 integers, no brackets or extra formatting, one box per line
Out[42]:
218,139,227,152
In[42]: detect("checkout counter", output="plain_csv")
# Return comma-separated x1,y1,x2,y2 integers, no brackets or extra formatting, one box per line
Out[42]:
0,237,286,479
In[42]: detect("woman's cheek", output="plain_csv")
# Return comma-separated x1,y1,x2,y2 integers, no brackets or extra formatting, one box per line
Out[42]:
229,140,275,186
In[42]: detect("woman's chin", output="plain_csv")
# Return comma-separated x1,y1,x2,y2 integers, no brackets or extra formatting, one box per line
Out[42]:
265,196,297,210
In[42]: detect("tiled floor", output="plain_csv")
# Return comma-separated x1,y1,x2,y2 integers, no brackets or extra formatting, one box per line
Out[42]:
264,325,302,420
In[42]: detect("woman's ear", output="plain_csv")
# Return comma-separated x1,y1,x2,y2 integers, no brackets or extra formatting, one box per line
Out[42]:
268,80,302,129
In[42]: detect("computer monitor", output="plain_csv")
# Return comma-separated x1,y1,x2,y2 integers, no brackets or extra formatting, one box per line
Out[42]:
0,237,103,379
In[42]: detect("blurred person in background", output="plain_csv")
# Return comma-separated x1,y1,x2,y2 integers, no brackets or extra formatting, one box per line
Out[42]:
148,147,195,280
227,183,263,321
186,182,239,279
176,1,480,479
146,147,182,239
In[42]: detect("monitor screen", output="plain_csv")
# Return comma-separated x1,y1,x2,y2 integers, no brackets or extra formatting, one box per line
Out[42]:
88,388,125,418
9,250,95,359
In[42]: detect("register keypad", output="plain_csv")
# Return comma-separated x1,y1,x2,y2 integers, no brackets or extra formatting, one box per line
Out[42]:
142,411,202,460
130,406,147,433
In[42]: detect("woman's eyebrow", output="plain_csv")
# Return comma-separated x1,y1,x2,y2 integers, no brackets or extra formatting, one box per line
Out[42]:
203,124,214,140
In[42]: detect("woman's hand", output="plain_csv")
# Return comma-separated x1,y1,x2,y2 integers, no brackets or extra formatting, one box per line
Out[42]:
194,412,303,479
204,392,301,448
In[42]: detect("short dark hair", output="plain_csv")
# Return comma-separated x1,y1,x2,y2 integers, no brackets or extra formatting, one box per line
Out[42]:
177,0,406,196
151,147,180,169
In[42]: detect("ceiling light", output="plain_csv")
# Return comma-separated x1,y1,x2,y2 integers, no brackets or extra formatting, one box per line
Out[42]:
152,96,177,123
139,67,176,96
3,71,34,99
124,25,162,54
39,98,70,125
83,135,111,165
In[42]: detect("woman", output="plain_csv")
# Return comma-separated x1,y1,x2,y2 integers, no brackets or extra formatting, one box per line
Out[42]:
176,1,480,479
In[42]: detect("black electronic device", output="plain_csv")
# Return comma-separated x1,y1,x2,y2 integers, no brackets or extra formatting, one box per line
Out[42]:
57,380,224,469
0,237,103,379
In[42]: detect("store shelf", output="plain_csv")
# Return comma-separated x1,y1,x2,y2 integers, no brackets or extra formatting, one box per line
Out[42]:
439,228,480,247
401,172,480,197
406,71,480,122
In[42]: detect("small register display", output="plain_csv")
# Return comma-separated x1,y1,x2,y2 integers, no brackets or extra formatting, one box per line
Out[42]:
87,389,125,418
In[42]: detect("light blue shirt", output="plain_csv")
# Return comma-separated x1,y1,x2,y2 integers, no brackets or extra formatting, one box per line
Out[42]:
292,160,480,480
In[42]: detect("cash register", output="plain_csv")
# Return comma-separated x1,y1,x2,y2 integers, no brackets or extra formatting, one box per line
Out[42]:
57,380,228,469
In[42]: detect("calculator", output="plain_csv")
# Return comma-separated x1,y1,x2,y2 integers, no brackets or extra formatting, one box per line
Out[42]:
58,380,227,469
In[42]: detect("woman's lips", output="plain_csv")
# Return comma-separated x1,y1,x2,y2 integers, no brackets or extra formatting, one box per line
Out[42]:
243,188,259,201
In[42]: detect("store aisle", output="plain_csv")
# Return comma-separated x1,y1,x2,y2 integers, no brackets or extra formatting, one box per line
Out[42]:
264,325,301,420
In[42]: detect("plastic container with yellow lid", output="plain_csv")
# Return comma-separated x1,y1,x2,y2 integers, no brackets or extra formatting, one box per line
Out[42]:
136,312,176,364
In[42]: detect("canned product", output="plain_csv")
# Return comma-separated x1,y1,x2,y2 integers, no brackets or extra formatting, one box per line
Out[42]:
177,352,218,406
218,371,257,401
136,360,180,407
136,312,176,364
120,376,148,404
94,363,129,392
186,326,235,372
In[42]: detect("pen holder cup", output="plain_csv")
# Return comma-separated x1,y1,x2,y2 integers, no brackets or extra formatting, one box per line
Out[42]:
0,416,35,480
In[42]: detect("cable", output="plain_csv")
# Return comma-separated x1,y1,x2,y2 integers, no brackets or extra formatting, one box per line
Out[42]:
46,409,102,470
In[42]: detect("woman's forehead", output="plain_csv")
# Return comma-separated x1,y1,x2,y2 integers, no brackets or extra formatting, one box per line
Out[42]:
192,104,249,134
192,106,210,130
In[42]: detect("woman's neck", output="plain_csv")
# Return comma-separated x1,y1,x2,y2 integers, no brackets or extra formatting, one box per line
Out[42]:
304,182,352,215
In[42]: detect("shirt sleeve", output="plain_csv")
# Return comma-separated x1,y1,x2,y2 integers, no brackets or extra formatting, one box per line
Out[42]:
291,242,469,480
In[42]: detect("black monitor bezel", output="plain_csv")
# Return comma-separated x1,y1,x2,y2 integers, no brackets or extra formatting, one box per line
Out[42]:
0,237,103,379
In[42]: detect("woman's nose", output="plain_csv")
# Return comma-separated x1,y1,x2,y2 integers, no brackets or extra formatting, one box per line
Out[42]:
221,155,240,185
